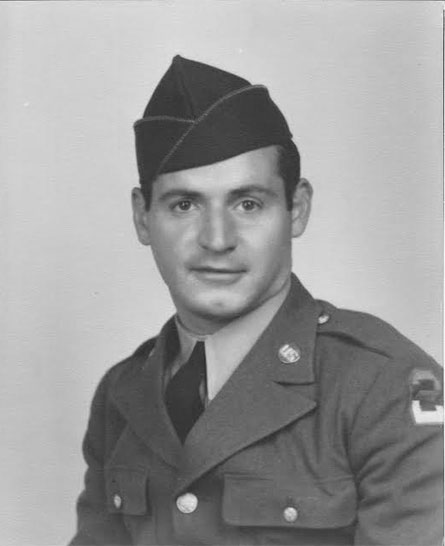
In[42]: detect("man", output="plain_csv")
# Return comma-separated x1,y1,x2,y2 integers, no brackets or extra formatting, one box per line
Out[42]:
70,55,443,545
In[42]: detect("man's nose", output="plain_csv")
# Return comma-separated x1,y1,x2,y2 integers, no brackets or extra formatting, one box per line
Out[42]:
198,208,237,252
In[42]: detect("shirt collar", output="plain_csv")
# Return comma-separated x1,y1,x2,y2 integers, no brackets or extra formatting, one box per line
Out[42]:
175,278,291,401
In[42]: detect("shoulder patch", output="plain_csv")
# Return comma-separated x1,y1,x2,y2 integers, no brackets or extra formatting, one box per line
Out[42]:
410,368,443,426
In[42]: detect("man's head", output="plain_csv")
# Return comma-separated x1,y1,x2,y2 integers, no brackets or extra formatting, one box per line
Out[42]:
132,56,312,333
132,145,312,334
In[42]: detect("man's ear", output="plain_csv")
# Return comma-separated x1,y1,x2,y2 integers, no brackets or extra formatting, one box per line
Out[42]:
291,178,313,238
131,187,151,246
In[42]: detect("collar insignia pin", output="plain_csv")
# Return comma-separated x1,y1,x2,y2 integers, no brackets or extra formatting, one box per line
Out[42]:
278,343,301,364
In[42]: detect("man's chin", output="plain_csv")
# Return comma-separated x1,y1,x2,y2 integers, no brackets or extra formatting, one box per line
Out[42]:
172,279,267,330
190,292,258,322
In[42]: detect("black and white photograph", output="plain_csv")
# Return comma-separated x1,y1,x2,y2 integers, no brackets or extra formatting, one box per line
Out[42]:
1,1,443,545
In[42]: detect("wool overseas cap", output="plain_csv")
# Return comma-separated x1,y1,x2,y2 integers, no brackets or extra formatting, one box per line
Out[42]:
134,55,297,185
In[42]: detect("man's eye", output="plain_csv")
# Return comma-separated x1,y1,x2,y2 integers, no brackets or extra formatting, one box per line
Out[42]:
237,199,261,212
172,200,194,212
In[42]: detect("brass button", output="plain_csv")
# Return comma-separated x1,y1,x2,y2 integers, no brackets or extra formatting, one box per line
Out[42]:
113,494,122,510
278,343,301,364
283,506,298,523
176,492,198,514
317,312,330,325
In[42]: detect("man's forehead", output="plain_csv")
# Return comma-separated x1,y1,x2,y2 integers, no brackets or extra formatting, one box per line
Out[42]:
154,145,282,194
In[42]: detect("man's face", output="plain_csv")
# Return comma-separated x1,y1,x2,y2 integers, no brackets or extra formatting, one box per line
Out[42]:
132,145,311,333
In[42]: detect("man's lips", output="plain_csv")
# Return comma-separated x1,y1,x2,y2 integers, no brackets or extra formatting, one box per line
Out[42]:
189,266,247,283
191,266,246,274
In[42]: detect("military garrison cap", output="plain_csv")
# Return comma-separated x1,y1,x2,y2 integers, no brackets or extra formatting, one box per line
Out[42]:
134,55,297,186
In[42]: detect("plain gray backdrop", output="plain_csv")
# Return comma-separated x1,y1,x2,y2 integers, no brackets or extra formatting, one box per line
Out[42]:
1,1,442,544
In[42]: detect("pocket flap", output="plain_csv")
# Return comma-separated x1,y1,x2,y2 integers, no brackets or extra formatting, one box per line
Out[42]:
222,474,356,529
105,466,148,515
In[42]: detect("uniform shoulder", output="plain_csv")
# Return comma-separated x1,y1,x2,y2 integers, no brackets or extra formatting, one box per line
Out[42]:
315,300,439,369
97,335,158,391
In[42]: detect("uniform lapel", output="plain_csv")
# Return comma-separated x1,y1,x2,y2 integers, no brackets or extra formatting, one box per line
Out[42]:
175,275,319,494
111,318,183,469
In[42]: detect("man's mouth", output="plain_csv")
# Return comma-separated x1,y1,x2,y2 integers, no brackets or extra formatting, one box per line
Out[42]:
190,266,246,283
193,267,245,273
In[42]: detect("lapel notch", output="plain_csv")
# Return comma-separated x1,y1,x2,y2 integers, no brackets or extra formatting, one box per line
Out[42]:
111,318,182,468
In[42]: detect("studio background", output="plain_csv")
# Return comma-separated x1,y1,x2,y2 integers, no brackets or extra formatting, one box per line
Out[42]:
1,1,442,545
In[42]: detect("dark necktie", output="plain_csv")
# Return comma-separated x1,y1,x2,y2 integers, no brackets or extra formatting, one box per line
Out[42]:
165,341,206,443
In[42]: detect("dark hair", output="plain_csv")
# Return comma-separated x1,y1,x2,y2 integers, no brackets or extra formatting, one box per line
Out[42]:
277,140,300,211
141,141,300,211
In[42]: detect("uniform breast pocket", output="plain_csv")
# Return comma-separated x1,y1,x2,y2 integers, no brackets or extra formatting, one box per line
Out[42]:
222,473,357,542
105,466,149,516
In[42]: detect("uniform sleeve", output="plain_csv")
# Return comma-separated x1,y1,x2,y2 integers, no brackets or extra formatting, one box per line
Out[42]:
69,371,131,546
349,356,443,546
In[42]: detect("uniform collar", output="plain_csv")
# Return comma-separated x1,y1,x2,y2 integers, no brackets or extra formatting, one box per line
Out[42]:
175,279,291,401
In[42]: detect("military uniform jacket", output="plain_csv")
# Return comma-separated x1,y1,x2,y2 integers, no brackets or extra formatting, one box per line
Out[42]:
70,277,443,545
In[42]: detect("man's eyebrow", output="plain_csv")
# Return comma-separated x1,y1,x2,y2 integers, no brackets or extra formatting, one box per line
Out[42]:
157,189,202,202
229,184,279,199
